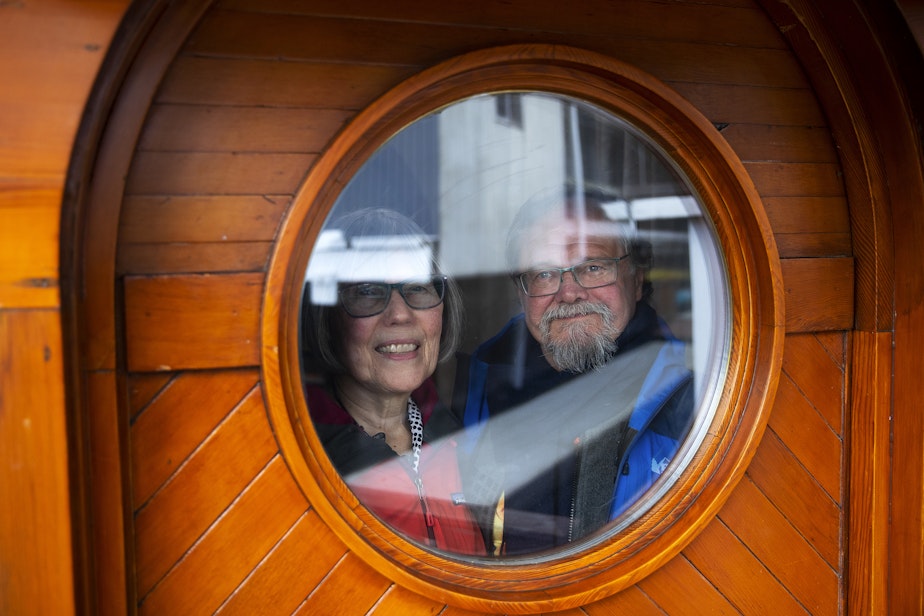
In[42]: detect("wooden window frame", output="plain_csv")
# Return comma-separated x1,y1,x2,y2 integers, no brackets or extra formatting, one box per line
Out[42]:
261,44,784,612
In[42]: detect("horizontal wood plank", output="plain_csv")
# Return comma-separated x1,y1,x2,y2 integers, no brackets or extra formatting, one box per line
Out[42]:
182,12,800,88
157,57,418,108
117,241,274,275
123,273,263,371
138,105,352,153
120,195,290,242
125,151,314,195
672,83,826,126
781,257,854,332
139,455,308,616
0,189,61,309
720,124,839,163
745,162,845,198
204,1,783,52
774,233,852,259
763,197,849,235
134,386,278,596
0,102,87,178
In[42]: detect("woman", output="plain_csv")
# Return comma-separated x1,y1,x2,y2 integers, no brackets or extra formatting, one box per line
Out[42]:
302,209,485,555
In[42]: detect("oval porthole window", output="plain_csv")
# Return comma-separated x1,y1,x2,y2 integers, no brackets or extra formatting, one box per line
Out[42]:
263,45,782,611
299,91,727,559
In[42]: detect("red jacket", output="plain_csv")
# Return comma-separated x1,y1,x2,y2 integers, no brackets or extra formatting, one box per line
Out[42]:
306,380,485,555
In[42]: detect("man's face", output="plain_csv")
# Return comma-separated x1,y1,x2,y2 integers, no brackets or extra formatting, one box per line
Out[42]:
517,215,644,372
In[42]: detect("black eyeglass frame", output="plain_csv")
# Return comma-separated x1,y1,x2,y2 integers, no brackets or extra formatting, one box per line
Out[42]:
515,255,631,297
338,276,448,318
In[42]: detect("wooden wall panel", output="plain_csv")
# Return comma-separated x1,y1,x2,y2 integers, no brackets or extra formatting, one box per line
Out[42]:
747,429,841,570
292,553,392,616
782,258,854,332
138,105,353,153
112,0,853,613
138,455,309,615
120,196,289,243
134,384,276,595
215,511,349,615
123,273,263,371
0,188,62,308
0,311,75,615
130,370,259,505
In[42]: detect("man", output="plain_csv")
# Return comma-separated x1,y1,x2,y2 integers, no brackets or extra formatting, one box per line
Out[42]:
454,192,695,556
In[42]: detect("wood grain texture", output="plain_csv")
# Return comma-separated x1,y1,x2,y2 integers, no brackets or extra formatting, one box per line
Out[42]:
130,369,260,506
292,552,392,616
134,385,278,595
85,370,129,616
63,0,923,613
138,455,309,615
848,331,891,614
120,196,290,243
124,0,831,612
781,258,854,332
214,511,348,615
123,273,263,371
0,311,75,615
0,188,61,309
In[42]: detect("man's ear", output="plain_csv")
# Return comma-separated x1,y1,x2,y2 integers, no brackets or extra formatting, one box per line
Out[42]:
634,269,646,301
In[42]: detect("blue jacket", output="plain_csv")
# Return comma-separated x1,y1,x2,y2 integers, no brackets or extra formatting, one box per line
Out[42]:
453,302,694,555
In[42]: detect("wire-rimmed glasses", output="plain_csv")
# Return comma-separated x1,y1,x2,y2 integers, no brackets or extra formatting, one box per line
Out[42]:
515,256,630,297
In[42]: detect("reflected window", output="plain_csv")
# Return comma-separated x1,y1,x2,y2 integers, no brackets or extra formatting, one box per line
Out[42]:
300,92,729,559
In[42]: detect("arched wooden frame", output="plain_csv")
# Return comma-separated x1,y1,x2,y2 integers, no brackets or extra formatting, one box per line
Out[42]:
261,44,784,611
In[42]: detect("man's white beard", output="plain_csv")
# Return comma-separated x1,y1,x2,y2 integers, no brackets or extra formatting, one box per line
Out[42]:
539,302,620,373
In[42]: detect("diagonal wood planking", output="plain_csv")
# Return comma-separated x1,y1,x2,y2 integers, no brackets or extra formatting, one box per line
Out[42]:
117,1,850,613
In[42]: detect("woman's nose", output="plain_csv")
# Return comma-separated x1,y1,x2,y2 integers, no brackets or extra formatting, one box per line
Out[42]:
383,289,413,321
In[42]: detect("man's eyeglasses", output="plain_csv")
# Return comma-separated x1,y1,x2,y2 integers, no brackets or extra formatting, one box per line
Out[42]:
338,276,447,318
516,256,630,297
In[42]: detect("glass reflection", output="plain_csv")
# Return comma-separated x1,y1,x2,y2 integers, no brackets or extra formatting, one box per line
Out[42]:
300,92,728,559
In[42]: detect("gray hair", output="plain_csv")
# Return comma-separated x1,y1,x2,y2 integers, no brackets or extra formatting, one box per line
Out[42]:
302,208,463,374
505,189,653,299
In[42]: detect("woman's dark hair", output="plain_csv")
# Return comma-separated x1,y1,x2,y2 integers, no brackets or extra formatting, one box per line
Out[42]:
301,208,462,376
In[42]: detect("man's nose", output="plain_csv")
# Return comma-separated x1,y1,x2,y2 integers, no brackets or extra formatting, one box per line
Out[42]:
556,270,587,301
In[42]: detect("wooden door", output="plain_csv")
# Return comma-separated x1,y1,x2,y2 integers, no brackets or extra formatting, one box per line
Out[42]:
57,0,924,614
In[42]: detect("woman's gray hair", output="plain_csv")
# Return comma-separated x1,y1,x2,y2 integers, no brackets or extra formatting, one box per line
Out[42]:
302,208,463,375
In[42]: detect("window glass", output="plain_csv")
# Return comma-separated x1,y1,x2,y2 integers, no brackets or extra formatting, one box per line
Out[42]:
299,92,729,559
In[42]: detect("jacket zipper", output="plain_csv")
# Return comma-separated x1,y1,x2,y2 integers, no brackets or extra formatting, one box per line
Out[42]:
414,475,437,547
568,436,582,543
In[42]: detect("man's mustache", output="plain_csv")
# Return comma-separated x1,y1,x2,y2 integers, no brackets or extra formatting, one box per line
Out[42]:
540,302,613,331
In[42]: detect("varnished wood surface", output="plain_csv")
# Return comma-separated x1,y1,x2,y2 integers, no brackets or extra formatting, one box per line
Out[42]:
2,0,923,614
0,2,129,615
110,0,842,612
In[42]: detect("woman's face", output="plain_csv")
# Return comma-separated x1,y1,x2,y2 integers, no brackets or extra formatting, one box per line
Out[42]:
336,289,444,399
